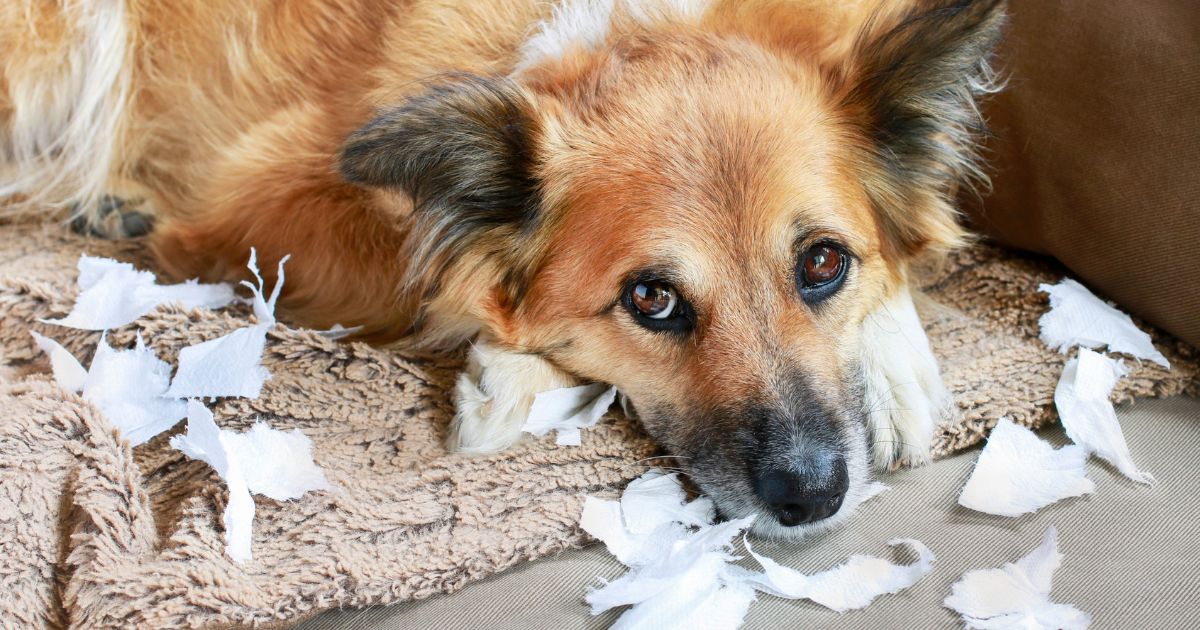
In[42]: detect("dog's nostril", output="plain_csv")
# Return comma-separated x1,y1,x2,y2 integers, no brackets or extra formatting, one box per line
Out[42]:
752,461,849,527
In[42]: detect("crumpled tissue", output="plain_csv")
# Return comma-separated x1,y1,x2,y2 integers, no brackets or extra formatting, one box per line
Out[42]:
42,255,235,330
1055,348,1154,484
31,331,187,445
742,536,934,614
581,470,930,629
522,383,617,446
171,400,331,563
166,250,287,400
958,418,1094,517
1038,278,1169,368
944,527,1089,629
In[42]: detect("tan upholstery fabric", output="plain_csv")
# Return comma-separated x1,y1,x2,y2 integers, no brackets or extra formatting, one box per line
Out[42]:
0,220,1195,628
301,396,1200,630
964,0,1200,348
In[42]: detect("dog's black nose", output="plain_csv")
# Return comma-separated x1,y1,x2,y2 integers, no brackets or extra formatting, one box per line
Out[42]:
753,459,849,527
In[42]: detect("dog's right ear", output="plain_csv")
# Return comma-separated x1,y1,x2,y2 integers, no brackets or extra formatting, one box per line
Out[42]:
339,75,543,304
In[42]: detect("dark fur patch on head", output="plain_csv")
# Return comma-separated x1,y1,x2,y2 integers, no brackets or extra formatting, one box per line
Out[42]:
339,74,543,307
843,0,1007,258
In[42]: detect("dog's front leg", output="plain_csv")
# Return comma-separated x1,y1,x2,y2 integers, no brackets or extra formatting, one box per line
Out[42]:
859,286,952,470
449,335,579,453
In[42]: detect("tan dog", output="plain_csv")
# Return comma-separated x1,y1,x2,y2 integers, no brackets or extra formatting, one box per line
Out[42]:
1,0,1005,537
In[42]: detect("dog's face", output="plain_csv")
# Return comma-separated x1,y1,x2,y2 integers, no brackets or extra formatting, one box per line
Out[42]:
341,0,1004,535
513,37,892,535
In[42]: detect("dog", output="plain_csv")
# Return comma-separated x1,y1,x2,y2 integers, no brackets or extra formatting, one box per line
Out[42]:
1,0,1005,537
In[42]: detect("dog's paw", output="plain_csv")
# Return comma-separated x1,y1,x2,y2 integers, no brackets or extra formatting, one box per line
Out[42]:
70,194,156,239
449,338,578,454
860,288,951,470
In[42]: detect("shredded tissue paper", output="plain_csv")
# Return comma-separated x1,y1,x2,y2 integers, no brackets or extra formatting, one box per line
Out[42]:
944,528,1089,630
1055,348,1155,484
166,250,288,400
960,276,1161,517
31,331,187,446
581,470,931,629
171,400,332,563
522,383,618,446
41,255,236,330
1038,278,1169,368
31,251,330,562
957,418,1094,517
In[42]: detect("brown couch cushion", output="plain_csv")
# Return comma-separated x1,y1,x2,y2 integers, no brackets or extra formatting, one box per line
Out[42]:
964,0,1200,348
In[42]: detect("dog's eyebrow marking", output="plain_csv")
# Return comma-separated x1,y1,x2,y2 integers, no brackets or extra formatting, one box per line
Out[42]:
789,221,862,257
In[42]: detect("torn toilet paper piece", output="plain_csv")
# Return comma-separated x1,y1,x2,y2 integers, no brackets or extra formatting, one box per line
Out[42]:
958,418,1094,517
170,400,331,563
223,421,333,502
944,527,1090,629
42,255,236,330
582,470,923,629
743,537,935,613
171,401,256,563
522,383,618,446
619,470,716,535
32,331,187,445
311,323,363,340
1038,278,1169,368
166,250,288,400
1055,348,1154,484
30,331,88,392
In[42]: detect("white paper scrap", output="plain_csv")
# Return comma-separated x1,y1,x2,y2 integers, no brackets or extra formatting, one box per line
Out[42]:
171,401,256,563
1055,349,1154,484
585,513,757,629
166,250,288,400
958,418,1094,517
311,323,363,340
619,470,716,535
945,527,1090,629
224,422,333,501
170,400,331,563
743,537,935,613
32,331,187,445
522,383,617,446
1038,278,1169,368
30,331,88,392
580,469,915,629
42,255,236,330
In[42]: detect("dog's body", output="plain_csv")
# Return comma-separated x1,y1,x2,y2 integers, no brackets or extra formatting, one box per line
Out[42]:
2,0,1004,536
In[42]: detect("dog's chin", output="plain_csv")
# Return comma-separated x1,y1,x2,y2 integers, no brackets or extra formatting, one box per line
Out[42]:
703,423,873,541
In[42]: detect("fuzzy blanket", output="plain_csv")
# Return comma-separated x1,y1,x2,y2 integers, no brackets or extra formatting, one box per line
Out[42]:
0,221,1195,628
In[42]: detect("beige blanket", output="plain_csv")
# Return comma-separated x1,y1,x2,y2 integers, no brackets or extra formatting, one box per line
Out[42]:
0,221,1195,628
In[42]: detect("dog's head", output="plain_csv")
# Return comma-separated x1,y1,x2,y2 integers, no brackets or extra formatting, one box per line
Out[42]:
341,0,1005,535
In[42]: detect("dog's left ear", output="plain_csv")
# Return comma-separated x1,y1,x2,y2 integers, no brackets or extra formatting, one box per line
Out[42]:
339,75,543,307
841,0,1007,260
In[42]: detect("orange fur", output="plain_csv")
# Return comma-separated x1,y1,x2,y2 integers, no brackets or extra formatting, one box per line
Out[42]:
3,0,1005,534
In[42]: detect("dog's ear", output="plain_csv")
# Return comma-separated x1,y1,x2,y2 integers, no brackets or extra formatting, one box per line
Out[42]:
841,0,1006,260
339,75,542,303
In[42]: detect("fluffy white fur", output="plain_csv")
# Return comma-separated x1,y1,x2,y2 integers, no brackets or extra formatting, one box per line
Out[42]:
1,0,131,216
450,337,579,453
859,286,952,470
516,0,711,73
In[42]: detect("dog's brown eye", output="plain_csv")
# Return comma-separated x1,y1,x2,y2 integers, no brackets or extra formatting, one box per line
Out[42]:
796,242,850,304
630,280,678,319
802,244,843,286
